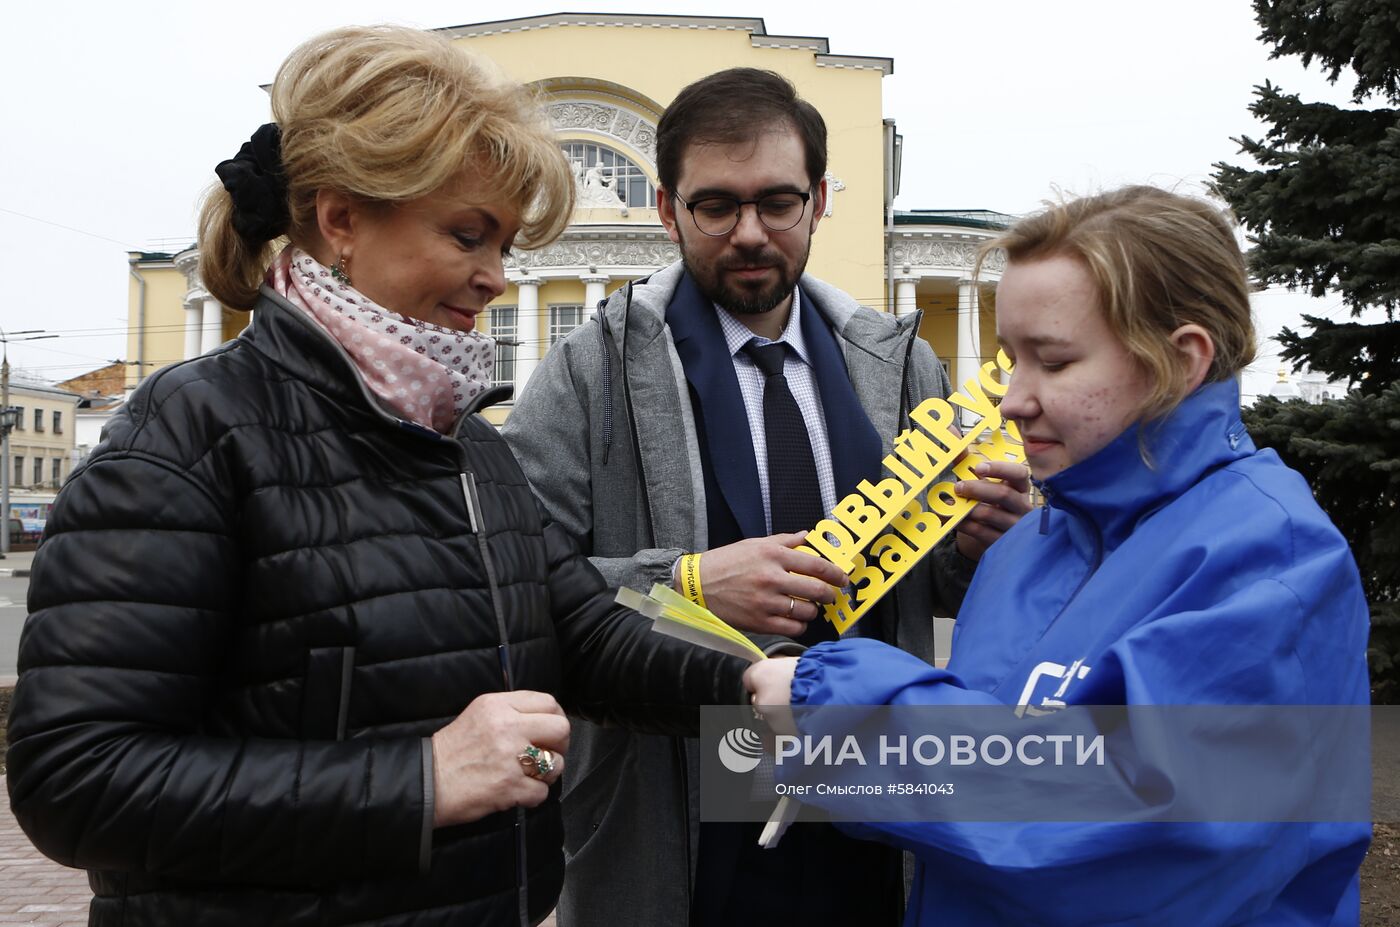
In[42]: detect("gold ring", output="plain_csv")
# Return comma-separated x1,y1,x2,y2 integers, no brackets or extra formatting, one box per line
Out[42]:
786,596,796,618
518,745,556,779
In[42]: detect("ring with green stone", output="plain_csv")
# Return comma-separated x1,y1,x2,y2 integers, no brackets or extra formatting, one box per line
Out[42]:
518,744,555,779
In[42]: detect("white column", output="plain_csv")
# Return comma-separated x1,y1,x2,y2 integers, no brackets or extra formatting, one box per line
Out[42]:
582,274,609,319
514,278,542,398
954,278,981,392
894,275,918,317
184,302,202,360
200,297,223,354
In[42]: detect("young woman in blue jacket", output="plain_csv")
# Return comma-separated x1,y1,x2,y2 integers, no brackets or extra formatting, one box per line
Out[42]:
745,185,1371,926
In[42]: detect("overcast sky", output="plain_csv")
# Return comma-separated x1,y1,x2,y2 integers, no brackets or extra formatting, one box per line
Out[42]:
0,0,1366,401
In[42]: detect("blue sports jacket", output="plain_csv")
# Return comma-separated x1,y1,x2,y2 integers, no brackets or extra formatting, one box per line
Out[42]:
790,380,1371,925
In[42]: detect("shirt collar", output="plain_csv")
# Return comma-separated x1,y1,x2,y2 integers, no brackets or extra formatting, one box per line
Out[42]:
715,287,811,364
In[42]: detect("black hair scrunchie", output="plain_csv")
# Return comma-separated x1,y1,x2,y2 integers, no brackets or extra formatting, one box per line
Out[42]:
214,123,290,243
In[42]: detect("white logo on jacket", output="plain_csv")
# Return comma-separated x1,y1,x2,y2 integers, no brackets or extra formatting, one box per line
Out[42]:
1015,659,1092,717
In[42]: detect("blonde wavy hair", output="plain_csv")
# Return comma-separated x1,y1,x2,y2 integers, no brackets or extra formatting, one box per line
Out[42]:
199,25,574,309
977,185,1256,423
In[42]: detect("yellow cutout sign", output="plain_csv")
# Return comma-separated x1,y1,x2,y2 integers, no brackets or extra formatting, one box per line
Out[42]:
796,350,1026,635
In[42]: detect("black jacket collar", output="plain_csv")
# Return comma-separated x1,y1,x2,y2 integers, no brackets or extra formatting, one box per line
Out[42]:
241,286,512,433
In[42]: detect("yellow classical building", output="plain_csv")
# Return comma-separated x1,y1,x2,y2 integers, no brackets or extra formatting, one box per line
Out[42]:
127,14,1009,425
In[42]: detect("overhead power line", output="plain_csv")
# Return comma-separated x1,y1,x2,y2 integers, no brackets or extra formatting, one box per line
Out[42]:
0,206,144,250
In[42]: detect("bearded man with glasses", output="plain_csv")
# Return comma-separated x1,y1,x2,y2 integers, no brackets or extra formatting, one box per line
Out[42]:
504,67,1031,926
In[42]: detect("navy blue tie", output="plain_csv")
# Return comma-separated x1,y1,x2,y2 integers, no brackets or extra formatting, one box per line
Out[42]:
744,341,833,646
743,341,824,536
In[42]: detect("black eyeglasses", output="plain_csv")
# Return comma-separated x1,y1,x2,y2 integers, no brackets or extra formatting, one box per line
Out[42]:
674,190,813,236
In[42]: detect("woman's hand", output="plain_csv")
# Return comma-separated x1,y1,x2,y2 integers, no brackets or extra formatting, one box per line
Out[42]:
430,690,571,828
955,461,1034,560
744,658,798,709
745,658,800,737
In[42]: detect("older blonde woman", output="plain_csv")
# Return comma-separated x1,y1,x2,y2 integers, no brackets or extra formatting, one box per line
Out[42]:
7,26,744,926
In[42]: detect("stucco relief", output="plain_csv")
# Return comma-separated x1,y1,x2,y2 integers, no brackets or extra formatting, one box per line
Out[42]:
613,110,639,140
549,102,615,133
548,100,658,165
174,250,203,293
823,172,845,217
631,124,657,160
508,239,679,270
887,240,1005,274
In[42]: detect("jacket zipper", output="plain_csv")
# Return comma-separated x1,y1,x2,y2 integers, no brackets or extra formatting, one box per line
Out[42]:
898,309,924,422
456,461,530,927
1034,484,1104,638
458,468,515,689
258,293,531,919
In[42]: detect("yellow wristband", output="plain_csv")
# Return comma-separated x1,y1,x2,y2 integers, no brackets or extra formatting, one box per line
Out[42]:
679,553,706,609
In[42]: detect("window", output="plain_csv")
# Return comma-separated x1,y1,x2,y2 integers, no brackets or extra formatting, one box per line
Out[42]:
12,406,22,431
549,305,584,349
53,410,62,434
51,458,61,486
32,457,41,484
488,304,517,388
34,408,43,432
560,142,657,209
13,456,22,486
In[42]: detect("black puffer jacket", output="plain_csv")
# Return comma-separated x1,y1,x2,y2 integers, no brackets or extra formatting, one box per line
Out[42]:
7,289,745,927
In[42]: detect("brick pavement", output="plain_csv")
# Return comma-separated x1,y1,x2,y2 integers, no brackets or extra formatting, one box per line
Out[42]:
0,777,90,925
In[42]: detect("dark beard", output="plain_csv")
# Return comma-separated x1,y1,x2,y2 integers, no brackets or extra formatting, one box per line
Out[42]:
680,241,810,316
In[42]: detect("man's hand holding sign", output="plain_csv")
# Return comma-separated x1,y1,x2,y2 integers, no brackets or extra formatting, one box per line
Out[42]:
669,350,1030,641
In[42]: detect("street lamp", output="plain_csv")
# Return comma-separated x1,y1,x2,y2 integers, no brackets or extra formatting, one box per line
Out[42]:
1,327,58,557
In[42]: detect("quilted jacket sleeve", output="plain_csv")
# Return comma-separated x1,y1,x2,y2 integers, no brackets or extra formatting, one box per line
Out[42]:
6,451,426,885
535,508,748,733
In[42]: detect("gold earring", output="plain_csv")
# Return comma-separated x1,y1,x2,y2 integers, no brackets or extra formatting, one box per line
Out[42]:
331,253,352,285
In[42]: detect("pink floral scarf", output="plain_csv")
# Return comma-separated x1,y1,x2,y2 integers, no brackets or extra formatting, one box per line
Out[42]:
266,247,495,434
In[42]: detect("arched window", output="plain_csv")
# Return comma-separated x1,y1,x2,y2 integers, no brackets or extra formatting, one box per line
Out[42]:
561,142,656,208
